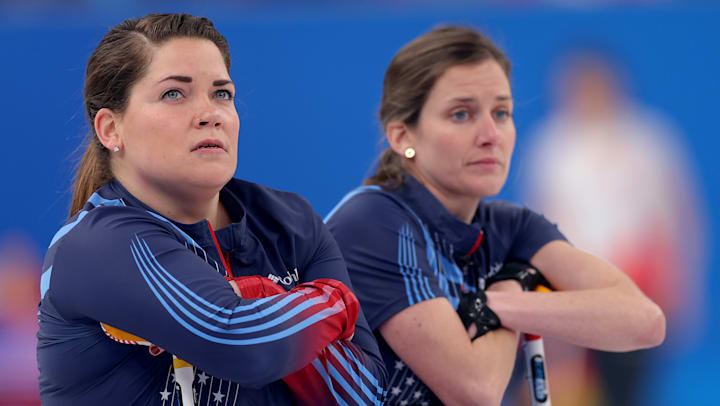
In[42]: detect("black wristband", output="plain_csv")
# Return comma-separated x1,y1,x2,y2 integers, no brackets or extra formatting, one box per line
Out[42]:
456,289,501,341
485,262,550,292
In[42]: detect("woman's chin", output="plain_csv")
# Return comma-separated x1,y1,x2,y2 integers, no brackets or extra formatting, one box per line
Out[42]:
466,180,505,200
183,172,234,191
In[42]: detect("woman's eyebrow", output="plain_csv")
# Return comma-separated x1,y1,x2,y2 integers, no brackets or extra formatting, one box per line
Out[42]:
157,75,192,84
156,76,233,87
450,96,476,103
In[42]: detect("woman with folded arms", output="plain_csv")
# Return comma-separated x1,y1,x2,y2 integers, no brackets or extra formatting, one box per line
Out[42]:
326,25,665,406
37,13,386,406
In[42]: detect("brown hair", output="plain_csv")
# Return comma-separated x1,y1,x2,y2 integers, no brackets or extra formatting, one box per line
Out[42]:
365,25,511,188
70,13,231,216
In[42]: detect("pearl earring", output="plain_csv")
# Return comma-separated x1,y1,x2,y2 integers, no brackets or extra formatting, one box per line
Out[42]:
404,147,416,159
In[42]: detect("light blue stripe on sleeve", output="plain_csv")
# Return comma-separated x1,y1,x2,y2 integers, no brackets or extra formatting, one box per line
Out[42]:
87,192,124,207
135,238,308,324
135,237,277,314
423,276,435,300
409,230,432,301
397,225,415,306
323,186,381,223
40,266,52,299
328,344,382,405
145,211,202,249
312,359,350,406
48,192,125,249
399,224,433,305
132,238,338,334
131,237,346,345
338,344,385,400
404,226,424,302
48,211,88,248
327,361,368,406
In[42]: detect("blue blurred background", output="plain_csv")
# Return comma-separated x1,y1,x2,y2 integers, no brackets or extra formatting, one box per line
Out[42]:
0,2,717,404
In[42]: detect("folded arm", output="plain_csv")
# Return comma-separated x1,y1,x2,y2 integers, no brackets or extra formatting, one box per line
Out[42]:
51,211,359,387
380,280,522,406
487,240,666,351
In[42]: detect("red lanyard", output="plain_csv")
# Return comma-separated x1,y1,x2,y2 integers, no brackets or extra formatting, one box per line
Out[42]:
207,221,233,278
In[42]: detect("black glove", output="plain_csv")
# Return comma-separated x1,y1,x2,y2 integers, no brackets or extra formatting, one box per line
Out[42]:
456,289,501,341
485,262,550,292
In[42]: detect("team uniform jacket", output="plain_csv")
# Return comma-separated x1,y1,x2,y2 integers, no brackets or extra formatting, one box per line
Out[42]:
325,174,566,406
37,179,387,406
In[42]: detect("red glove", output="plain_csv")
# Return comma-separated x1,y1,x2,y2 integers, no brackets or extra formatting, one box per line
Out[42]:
226,275,360,405
226,275,286,297
226,276,358,341
298,278,359,342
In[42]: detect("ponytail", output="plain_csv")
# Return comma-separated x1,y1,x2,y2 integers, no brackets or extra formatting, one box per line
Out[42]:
69,137,113,217
70,13,232,217
363,148,406,189
367,25,510,190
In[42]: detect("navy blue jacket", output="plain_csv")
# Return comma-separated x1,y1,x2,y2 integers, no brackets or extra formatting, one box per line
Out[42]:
326,174,566,406
38,179,386,406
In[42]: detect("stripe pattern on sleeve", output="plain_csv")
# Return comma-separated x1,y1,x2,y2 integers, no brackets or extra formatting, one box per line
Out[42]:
397,223,436,306
130,235,348,345
283,341,386,406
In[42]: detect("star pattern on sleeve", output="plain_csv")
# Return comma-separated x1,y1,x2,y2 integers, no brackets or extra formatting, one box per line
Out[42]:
159,389,171,401
212,390,225,404
197,371,209,385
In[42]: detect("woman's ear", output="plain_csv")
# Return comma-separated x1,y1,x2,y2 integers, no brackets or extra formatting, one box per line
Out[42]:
94,108,122,151
386,120,414,156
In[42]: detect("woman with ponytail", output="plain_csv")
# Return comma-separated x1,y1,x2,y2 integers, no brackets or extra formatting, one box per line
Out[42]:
326,25,665,405
37,13,385,406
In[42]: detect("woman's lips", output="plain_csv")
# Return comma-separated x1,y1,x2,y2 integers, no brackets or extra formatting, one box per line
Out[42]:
191,138,226,152
469,158,500,166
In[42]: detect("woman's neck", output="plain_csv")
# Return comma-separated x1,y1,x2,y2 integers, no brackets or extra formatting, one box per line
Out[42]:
117,175,231,229
406,170,479,224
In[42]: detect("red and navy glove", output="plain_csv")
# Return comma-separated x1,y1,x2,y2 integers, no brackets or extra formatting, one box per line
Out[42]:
228,275,360,406
226,275,359,342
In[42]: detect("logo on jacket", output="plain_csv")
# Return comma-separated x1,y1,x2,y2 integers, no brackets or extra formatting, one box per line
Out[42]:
480,262,504,290
488,262,503,278
267,268,299,286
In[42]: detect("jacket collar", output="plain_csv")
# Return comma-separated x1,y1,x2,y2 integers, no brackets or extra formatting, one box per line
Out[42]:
104,179,248,248
392,174,484,258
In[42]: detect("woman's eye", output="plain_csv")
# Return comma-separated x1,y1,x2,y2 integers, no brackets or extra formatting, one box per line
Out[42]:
215,89,233,100
452,110,469,121
162,89,183,100
494,110,512,120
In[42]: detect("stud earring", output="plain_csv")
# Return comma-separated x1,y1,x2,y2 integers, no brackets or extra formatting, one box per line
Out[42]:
113,146,120,152
404,147,416,159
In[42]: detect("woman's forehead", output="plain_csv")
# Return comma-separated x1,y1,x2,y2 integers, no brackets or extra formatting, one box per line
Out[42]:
143,38,229,79
429,61,511,103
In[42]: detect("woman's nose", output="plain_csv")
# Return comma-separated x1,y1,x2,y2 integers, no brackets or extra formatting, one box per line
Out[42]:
193,100,222,129
475,113,499,146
